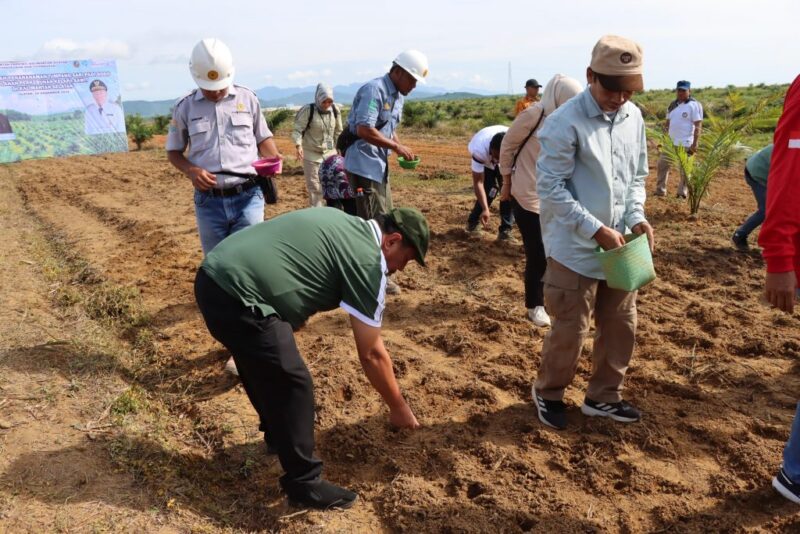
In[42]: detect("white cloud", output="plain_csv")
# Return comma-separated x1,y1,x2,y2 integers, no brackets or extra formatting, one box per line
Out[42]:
469,74,494,88
123,81,151,92
287,70,317,81
262,74,273,82
34,38,132,60
148,54,188,65
284,68,334,82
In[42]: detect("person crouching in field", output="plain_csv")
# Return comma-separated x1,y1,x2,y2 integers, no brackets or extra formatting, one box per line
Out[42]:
319,133,357,216
499,74,583,328
194,207,428,510
758,74,800,505
732,144,773,251
531,35,654,430
291,83,343,207
465,125,513,241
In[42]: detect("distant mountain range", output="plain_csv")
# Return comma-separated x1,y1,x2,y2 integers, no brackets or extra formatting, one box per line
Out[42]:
123,83,498,117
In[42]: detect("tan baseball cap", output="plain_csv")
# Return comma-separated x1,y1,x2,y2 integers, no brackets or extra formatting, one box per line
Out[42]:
590,35,644,92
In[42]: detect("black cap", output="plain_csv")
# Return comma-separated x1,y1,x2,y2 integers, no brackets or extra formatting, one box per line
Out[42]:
676,80,691,90
89,79,108,92
524,79,542,88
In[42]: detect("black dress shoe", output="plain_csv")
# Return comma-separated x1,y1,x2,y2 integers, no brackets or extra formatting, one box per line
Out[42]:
286,479,358,510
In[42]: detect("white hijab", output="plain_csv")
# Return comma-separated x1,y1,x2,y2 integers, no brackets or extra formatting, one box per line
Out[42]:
539,74,583,117
315,83,334,110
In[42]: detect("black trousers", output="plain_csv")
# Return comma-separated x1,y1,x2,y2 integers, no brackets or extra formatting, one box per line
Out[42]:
467,165,515,233
512,198,546,308
194,268,323,493
326,197,358,216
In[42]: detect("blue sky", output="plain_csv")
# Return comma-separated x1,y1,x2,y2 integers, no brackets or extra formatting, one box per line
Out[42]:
3,0,799,101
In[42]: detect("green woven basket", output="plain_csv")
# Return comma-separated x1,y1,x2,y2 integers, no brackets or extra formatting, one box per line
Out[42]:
594,233,656,292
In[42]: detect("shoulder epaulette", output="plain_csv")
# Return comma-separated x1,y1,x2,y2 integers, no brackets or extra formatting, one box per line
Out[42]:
174,89,197,109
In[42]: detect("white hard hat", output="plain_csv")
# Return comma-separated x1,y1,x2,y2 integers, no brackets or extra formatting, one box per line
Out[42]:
393,50,429,83
189,38,235,91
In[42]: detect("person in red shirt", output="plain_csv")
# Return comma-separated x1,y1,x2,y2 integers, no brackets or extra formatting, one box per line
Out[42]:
760,74,800,504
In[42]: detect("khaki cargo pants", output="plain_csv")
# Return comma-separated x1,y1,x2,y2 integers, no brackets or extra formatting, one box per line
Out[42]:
534,258,637,404
351,173,393,219
302,159,325,207
655,151,688,197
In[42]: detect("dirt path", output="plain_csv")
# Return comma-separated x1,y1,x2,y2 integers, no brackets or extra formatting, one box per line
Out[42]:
2,139,800,533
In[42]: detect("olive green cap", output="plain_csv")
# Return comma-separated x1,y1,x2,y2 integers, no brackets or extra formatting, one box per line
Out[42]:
388,207,429,266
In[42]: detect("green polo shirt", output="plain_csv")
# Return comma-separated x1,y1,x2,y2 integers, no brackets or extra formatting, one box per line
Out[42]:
745,144,773,186
201,208,387,329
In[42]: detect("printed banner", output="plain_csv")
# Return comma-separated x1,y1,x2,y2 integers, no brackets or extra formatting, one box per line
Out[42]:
0,59,128,163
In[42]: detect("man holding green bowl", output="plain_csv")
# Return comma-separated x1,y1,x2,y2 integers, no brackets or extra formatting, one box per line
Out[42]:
343,50,428,221
343,49,429,294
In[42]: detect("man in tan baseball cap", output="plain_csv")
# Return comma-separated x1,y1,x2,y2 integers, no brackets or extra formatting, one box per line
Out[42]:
588,34,644,93
530,34,654,430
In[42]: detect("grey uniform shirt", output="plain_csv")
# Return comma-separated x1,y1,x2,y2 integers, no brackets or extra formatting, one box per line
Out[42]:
536,87,648,280
166,85,272,188
85,101,125,135
343,74,404,183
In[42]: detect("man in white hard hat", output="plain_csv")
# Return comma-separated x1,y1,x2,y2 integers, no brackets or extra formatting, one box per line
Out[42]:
343,49,428,294
167,38,281,255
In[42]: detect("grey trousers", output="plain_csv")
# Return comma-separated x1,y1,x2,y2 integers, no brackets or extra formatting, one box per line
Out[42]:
351,173,393,219
655,151,688,197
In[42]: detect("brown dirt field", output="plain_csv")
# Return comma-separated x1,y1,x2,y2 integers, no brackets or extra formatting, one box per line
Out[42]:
2,134,800,533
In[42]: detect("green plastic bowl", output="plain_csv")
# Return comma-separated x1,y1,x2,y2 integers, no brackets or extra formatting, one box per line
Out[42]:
594,233,656,292
397,156,421,169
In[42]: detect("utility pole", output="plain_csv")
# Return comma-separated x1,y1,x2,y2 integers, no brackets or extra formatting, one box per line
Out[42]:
507,61,513,95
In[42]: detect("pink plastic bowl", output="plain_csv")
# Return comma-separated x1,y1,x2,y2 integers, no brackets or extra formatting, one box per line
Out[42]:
252,157,282,176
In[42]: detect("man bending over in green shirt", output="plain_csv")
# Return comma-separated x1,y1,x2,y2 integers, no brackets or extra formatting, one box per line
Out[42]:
194,206,428,510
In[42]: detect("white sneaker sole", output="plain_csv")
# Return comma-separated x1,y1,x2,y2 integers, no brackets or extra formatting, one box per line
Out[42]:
224,357,239,376
580,403,639,423
773,476,800,504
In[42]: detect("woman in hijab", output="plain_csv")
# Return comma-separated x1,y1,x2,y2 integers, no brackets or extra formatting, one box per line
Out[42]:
498,74,583,327
291,83,344,206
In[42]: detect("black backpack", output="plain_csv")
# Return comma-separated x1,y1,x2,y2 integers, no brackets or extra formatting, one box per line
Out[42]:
300,103,340,136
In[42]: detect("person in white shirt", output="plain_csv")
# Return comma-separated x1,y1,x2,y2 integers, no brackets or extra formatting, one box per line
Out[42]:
465,124,514,241
84,79,126,135
655,80,703,198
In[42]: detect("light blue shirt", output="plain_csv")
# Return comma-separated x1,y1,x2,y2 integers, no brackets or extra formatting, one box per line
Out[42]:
166,85,272,188
344,74,404,183
536,87,648,280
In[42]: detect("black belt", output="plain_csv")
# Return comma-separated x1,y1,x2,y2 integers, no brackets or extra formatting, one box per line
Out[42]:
208,181,257,198
208,175,258,198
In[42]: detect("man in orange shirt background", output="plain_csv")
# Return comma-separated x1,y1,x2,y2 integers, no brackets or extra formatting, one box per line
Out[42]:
514,79,542,116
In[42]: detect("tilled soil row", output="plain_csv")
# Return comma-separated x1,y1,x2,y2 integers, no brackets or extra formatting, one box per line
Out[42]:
5,144,800,532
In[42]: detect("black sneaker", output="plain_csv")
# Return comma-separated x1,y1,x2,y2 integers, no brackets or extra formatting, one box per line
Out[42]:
732,232,749,251
581,398,640,423
286,479,358,510
773,467,800,504
532,386,567,430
